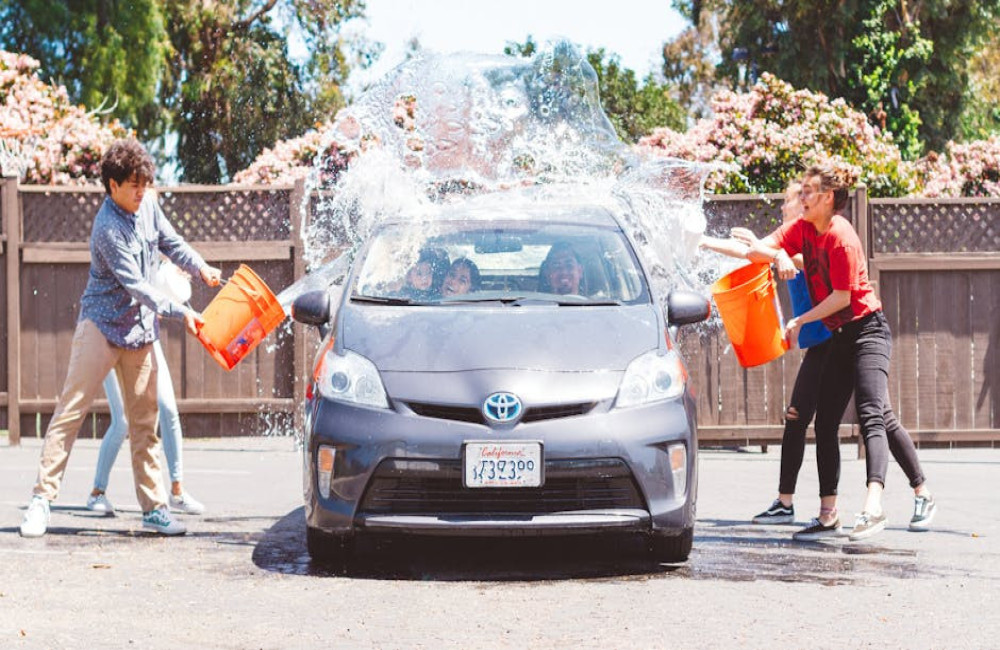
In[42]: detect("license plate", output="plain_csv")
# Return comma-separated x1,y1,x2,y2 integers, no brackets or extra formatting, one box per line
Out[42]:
463,441,543,488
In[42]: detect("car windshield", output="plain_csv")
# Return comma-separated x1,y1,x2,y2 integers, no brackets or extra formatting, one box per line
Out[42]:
352,219,649,305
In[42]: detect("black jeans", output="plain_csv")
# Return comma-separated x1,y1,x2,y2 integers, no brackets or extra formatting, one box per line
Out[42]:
784,311,926,497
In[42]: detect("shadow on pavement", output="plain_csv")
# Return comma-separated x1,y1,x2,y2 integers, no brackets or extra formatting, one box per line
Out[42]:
251,510,953,584
251,507,677,581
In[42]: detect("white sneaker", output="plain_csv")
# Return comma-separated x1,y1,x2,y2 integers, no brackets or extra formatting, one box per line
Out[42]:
20,496,51,538
169,492,206,515
142,508,187,536
86,492,116,515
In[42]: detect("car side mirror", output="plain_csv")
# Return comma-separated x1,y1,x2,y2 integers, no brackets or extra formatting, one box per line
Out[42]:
667,290,711,327
291,290,331,330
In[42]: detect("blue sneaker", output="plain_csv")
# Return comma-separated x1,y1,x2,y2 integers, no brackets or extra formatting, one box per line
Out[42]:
142,508,186,536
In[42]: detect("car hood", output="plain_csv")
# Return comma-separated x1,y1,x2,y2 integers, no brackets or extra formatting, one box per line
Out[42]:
339,303,661,372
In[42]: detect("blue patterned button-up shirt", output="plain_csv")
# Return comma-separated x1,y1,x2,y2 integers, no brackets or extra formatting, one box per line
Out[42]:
80,194,207,349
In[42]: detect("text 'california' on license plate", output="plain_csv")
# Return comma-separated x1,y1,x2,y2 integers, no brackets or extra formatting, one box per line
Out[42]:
463,441,543,488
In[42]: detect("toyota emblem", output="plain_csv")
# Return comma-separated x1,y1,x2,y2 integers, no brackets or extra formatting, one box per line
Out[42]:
482,392,523,423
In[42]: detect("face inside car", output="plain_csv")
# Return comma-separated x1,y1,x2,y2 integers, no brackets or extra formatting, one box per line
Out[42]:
294,202,711,565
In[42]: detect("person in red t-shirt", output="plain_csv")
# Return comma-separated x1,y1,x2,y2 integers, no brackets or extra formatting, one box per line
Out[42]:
736,163,937,542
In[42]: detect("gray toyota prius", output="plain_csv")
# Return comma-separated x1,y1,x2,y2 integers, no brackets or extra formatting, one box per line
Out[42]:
291,188,710,564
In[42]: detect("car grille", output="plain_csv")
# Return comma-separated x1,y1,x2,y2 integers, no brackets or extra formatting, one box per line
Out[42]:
405,401,597,424
357,458,646,516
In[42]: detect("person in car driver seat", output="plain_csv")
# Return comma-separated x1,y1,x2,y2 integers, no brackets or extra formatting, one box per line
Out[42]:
539,241,586,296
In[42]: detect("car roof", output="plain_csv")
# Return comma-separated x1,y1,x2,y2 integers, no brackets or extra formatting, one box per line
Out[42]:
386,184,625,229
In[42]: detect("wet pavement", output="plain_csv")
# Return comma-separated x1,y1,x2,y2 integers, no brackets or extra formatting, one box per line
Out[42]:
1,436,997,648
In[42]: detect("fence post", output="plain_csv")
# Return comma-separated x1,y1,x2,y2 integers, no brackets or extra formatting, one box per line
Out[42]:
2,176,21,445
289,178,307,435
855,185,874,291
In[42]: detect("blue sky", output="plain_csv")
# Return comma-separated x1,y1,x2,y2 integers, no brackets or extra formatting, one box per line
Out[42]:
344,0,688,90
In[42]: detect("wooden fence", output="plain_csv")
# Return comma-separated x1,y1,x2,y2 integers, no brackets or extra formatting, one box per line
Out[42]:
2,177,998,448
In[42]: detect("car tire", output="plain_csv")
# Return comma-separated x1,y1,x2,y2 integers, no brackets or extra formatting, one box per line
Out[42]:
306,527,353,566
649,528,693,563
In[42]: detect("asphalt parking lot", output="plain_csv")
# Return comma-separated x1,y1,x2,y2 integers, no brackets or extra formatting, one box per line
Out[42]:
1,435,997,649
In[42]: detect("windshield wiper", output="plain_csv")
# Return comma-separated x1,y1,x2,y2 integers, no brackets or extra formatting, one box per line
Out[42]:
553,299,624,306
351,295,421,306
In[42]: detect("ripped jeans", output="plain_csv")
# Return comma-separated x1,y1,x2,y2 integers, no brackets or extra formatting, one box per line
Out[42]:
778,313,926,497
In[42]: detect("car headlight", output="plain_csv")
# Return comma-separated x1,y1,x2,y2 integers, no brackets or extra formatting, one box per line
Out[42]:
316,349,389,409
615,349,686,409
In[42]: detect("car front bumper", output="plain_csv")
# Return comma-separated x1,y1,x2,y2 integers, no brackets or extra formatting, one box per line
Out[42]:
303,392,698,539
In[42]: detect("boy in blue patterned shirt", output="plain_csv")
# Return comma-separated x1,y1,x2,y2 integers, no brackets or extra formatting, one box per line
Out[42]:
20,139,221,538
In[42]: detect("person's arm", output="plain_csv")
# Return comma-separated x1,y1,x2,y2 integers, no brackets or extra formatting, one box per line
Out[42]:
93,224,197,326
731,229,797,279
151,194,221,287
784,290,851,343
698,235,749,259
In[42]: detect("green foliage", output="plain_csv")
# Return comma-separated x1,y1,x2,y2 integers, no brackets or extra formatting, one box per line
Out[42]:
679,0,1000,157
0,0,367,183
0,0,169,139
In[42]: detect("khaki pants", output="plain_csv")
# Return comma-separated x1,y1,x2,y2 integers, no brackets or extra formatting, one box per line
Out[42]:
33,319,167,513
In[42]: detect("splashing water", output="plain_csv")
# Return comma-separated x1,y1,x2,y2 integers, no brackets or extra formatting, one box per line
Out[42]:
261,40,753,439
285,41,738,319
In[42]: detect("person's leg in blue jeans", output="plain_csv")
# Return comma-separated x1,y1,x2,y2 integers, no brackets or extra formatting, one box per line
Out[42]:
88,340,205,514
152,341,204,513
86,372,130,513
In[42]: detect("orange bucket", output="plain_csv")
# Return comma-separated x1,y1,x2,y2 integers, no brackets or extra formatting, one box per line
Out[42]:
196,264,287,371
710,262,788,368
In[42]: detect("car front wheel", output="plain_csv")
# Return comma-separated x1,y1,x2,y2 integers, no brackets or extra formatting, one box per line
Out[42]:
306,527,353,567
649,528,693,563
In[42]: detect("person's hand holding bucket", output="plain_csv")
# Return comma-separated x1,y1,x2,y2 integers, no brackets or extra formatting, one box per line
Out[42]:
184,310,205,337
200,265,222,288
784,316,803,350
194,264,287,371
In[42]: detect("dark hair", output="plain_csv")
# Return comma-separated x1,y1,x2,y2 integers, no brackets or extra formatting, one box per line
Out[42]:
417,247,450,289
538,241,586,293
100,139,155,194
448,257,481,290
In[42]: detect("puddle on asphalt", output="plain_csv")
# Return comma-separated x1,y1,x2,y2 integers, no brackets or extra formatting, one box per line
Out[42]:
250,509,948,584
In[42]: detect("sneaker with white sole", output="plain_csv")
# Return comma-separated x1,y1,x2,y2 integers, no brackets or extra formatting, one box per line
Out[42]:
20,496,51,538
909,495,937,531
752,499,795,524
792,517,843,541
169,492,205,515
86,492,115,515
142,508,187,536
849,511,887,541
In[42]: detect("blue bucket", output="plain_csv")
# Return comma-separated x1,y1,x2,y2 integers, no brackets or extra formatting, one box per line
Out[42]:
787,272,832,349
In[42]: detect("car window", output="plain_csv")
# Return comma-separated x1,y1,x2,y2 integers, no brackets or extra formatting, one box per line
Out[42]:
353,219,649,305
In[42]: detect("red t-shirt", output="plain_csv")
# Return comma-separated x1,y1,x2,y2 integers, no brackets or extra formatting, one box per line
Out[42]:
771,215,881,330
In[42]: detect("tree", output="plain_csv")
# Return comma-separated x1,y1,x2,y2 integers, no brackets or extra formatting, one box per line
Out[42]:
0,0,369,183
160,0,368,183
0,50,129,184
958,25,1000,140
505,37,686,142
660,12,728,119
675,0,1000,157
639,73,916,197
0,0,169,140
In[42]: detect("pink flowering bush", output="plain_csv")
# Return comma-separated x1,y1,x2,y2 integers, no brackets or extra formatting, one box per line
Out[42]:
638,73,917,197
230,123,358,186
233,94,420,186
914,136,1000,197
0,50,128,184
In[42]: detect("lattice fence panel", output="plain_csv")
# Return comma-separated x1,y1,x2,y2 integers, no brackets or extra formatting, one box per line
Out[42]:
159,189,292,241
872,200,1000,254
703,194,857,236
22,189,104,243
